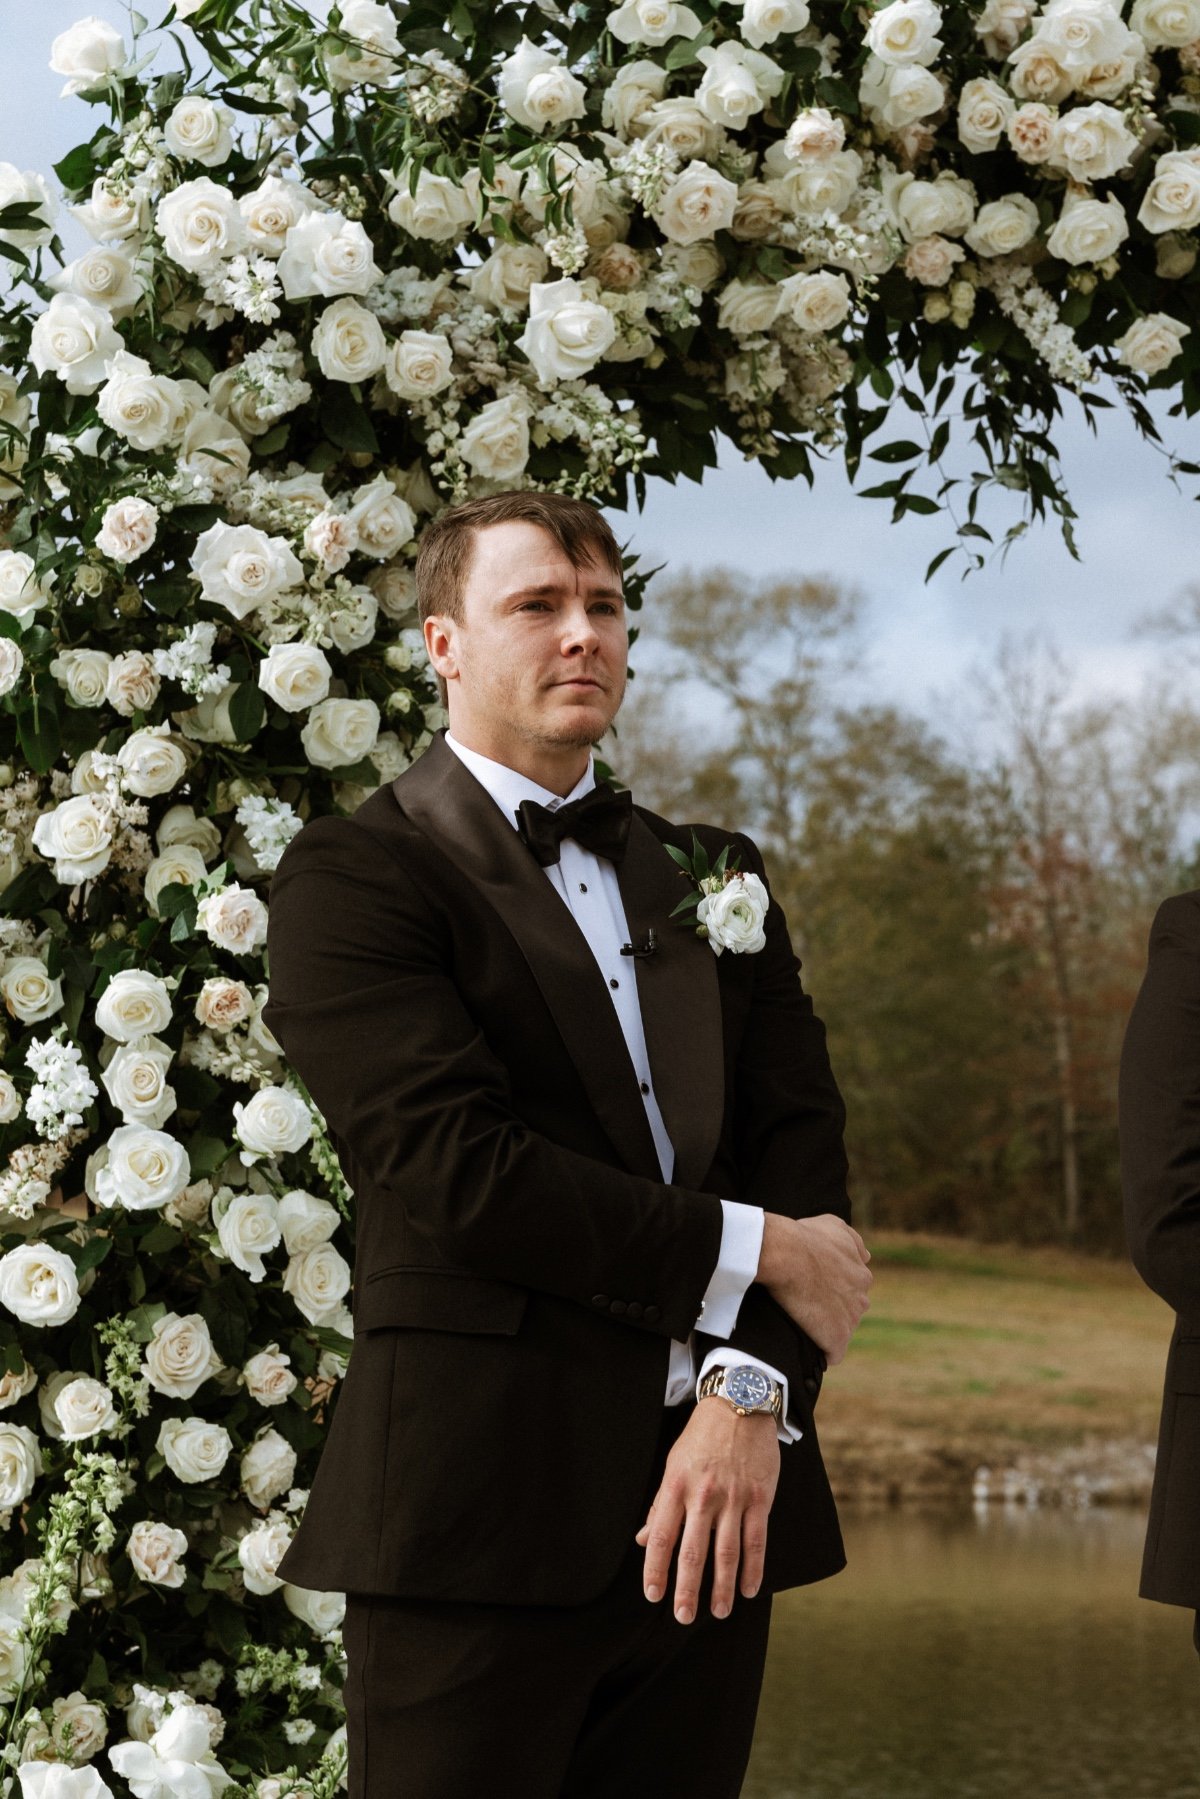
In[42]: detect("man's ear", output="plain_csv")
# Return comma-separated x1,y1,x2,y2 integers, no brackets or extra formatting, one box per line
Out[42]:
424,614,457,682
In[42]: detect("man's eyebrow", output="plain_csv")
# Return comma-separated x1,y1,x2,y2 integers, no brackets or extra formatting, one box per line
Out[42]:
498,581,625,602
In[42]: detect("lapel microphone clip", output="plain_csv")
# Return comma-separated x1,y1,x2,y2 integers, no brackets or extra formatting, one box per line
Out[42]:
620,928,658,958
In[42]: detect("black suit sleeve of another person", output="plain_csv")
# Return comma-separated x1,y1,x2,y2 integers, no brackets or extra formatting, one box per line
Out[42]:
261,815,725,1342
1120,892,1200,1316
694,830,851,1402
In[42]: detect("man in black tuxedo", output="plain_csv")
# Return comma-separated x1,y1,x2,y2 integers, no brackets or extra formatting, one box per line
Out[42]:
261,491,872,1797
1120,891,1200,1658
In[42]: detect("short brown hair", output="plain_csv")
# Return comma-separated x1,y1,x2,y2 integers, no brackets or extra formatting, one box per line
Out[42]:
414,492,624,709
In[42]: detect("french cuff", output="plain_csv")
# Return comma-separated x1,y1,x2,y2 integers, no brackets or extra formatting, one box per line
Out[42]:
693,1200,764,1338
696,1345,804,1446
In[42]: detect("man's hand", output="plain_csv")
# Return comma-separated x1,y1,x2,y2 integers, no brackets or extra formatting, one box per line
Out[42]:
757,1212,872,1366
635,1399,780,1624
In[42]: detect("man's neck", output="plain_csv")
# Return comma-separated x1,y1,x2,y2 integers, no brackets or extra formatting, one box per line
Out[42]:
445,725,592,798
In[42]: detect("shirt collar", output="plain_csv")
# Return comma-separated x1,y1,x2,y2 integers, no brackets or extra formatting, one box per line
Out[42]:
444,729,596,830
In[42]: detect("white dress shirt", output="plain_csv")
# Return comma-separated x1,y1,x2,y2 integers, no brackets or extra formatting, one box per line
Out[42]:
444,731,802,1444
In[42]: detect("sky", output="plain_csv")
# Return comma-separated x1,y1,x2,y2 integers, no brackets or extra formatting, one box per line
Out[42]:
4,0,1197,730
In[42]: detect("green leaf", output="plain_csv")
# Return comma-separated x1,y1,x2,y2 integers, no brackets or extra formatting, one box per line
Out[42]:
665,25,715,69
139,1222,183,1255
227,682,266,743
868,440,923,464
320,386,380,455
925,545,956,581
663,843,693,872
187,1135,229,1178
52,144,95,191
75,1235,114,1277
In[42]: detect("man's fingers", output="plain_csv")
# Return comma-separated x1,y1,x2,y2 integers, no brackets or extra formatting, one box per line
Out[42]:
739,1503,769,1601
671,1507,714,1625
642,1487,684,1603
709,1508,742,1619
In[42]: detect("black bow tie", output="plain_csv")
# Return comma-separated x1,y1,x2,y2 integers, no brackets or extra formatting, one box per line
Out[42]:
515,784,633,867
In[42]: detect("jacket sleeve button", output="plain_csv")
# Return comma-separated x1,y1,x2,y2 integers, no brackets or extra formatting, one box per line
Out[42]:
592,1294,609,1308
626,1301,644,1321
643,1304,661,1324
803,1375,820,1394
609,1299,628,1317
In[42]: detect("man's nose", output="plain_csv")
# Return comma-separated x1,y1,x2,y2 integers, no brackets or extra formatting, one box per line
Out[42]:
560,607,601,652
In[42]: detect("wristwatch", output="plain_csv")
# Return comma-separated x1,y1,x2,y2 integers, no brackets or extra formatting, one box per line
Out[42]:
698,1363,784,1424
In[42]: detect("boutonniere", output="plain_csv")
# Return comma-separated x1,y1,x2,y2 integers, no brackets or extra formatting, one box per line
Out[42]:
664,831,770,956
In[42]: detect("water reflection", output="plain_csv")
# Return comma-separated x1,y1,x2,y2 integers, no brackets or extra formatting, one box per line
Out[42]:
747,1507,1199,1798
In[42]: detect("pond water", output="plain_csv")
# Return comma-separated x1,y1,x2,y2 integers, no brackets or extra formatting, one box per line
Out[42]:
746,1507,1199,1798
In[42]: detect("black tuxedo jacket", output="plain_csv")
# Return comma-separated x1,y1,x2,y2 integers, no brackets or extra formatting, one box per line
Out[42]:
1120,890,1200,1609
261,728,849,1606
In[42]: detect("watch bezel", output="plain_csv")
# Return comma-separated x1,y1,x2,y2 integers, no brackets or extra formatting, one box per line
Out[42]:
724,1364,773,1410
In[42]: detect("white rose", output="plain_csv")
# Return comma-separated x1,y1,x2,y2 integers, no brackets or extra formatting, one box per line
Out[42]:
468,243,549,312
0,552,53,622
238,175,313,254
607,0,703,46
144,1312,222,1399
977,0,1037,56
156,177,246,272
233,1086,313,1164
885,168,977,241
283,1242,352,1325
323,0,401,89
49,17,126,95
1047,99,1139,180
964,192,1040,255
311,296,387,384
258,643,332,714
48,245,139,319
214,1189,281,1282
639,97,725,161
195,884,269,956
717,279,782,336
29,295,122,396
156,1416,232,1485
299,697,381,772
106,649,160,718
601,59,667,135
516,278,617,384
784,107,846,160
697,870,770,955
1034,0,1141,72
278,1189,341,1255
1115,311,1191,372
95,496,158,564
460,393,531,481
956,75,1016,150
277,212,380,300
0,165,55,251
115,725,187,800
1130,0,1200,43
327,584,379,655
241,1429,297,1510
163,96,234,167
1137,149,1200,233
69,175,148,246
383,330,455,404
48,1693,108,1764
50,648,111,708
859,57,946,130
0,1073,21,1125
1156,231,1198,278
0,957,62,1024
1007,39,1075,103
145,845,208,917
97,352,187,452
1046,188,1129,262
101,1034,176,1130
386,170,474,242
736,0,812,49
283,1584,346,1639
53,1376,118,1441
366,561,417,621
0,1244,79,1327
95,970,173,1042
778,269,853,331
774,148,864,218
93,1124,190,1212
346,476,417,559
0,639,22,701
1006,102,1060,162
0,1424,41,1509
31,798,113,885
179,409,251,496
238,1518,293,1594
158,804,221,860
866,0,944,63
497,38,587,131
0,1617,28,1706
190,521,303,621
651,161,739,243
695,41,786,130
242,1344,298,1407
194,977,253,1032
127,1519,189,1589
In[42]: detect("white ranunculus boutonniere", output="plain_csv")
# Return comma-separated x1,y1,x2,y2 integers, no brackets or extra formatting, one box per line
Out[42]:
665,832,770,956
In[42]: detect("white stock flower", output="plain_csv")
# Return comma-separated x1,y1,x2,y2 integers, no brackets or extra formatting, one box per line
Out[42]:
1115,311,1190,372
100,1034,176,1129
233,1085,313,1161
95,970,173,1042
53,1376,118,1441
241,1428,297,1510
1046,188,1129,262
216,1189,282,1281
459,393,531,480
735,0,812,48
300,697,381,770
29,295,122,395
311,296,388,382
155,1415,233,1484
651,161,739,243
95,496,159,564
778,269,853,332
606,0,703,45
190,521,303,620
0,1244,80,1327
1047,100,1139,180
259,643,333,713
866,0,944,64
964,193,1040,255
163,96,235,167
144,1312,223,1398
695,41,786,130
497,38,587,131
156,177,247,272
93,1125,190,1212
283,1242,352,1325
238,1517,293,1593
0,1423,42,1509
197,884,269,955
127,1519,189,1589
957,75,1016,150
242,1344,298,1407
0,552,54,622
384,329,455,400
516,279,617,384
278,1189,340,1254
49,17,126,95
387,169,473,241
277,212,380,299
31,797,113,885
97,352,187,452
697,871,770,955
1137,149,1200,233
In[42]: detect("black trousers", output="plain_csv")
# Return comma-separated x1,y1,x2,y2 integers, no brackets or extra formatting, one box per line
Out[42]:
341,1402,775,1798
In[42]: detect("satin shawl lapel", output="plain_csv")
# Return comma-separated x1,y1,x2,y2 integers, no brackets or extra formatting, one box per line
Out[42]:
393,733,657,1181
613,800,725,1194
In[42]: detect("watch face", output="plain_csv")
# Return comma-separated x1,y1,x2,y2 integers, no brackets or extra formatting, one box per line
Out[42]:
726,1365,771,1409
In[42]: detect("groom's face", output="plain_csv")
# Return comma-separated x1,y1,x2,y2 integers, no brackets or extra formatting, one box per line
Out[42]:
429,519,628,755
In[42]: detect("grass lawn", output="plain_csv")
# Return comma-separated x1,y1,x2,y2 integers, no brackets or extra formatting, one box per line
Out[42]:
814,1231,1175,1504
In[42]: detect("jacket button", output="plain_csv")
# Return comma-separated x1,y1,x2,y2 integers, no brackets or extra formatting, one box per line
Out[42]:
609,1299,627,1317
644,1304,661,1324
803,1376,820,1394
592,1294,609,1308
626,1301,644,1320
